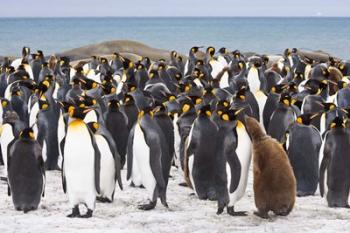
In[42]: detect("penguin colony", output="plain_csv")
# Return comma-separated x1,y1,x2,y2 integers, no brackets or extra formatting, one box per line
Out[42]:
0,45,350,218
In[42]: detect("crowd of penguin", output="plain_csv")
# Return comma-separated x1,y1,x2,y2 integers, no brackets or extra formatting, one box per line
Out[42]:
1,45,350,218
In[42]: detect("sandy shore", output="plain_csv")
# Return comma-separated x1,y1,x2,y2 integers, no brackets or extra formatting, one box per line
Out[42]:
0,165,349,233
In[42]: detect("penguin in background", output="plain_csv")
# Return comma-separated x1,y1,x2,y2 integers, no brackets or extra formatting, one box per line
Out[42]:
87,122,123,203
134,62,149,90
110,53,124,72
320,116,350,208
268,92,298,142
338,61,350,76
285,113,322,196
10,87,28,125
262,84,287,130
216,108,252,216
120,93,138,131
231,86,256,121
0,111,26,179
177,97,197,171
62,104,101,218
104,99,129,168
7,127,45,213
126,104,171,210
11,47,30,69
185,46,201,76
185,104,221,201
336,81,350,108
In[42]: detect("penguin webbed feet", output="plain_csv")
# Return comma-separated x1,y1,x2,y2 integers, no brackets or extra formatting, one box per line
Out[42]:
228,206,248,217
216,207,224,215
96,196,112,203
138,200,157,210
178,182,188,187
67,205,80,218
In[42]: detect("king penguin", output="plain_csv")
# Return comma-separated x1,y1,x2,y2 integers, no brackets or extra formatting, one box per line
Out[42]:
62,105,101,218
7,127,45,213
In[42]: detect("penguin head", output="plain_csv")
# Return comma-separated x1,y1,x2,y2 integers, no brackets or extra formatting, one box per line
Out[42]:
136,61,145,71
37,79,51,97
107,99,120,111
190,46,201,54
216,100,230,116
232,50,241,59
37,50,44,58
220,107,245,122
1,98,9,109
87,122,100,134
279,92,294,106
149,69,159,79
218,47,228,55
78,94,97,107
157,62,166,71
59,57,70,67
178,96,194,115
171,51,178,58
19,128,35,140
322,102,337,112
206,47,215,57
174,72,182,81
82,79,99,90
330,116,346,129
39,99,50,111
271,84,287,94
22,47,30,58
293,72,305,82
337,80,348,90
197,104,212,117
235,86,247,101
123,93,135,105
177,56,183,63
189,95,203,106
164,96,180,117
67,105,92,120
11,87,22,97
296,113,319,126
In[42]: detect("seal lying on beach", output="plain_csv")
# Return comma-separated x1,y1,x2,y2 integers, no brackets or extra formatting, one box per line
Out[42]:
244,115,296,219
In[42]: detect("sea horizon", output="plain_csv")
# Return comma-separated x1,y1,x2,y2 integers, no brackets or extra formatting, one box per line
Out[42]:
1,17,350,59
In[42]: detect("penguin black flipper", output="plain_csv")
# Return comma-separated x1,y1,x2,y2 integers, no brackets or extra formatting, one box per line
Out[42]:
102,128,123,191
143,127,166,190
320,133,331,198
227,152,241,193
60,136,67,194
126,125,135,181
37,148,46,197
89,130,101,195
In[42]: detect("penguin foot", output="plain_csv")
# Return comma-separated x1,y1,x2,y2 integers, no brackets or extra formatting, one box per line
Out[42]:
227,206,247,216
254,210,269,219
139,184,145,189
129,182,135,187
80,209,93,218
23,207,35,213
178,182,188,187
138,201,156,211
67,206,80,218
216,207,224,215
160,198,169,208
96,197,112,203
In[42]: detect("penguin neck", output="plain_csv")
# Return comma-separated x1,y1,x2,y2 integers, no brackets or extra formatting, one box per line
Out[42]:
245,118,268,143
68,117,85,125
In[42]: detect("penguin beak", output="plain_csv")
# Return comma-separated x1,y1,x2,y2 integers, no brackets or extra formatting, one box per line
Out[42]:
234,107,246,116
310,112,321,119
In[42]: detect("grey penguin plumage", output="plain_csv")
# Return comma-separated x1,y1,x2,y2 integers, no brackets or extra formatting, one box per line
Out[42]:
7,127,45,213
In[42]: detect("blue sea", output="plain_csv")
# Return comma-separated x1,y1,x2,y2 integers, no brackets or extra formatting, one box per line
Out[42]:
1,17,350,59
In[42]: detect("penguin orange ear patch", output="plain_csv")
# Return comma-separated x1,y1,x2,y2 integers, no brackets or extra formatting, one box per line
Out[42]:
222,114,229,121
1,101,8,107
182,104,190,113
42,103,49,110
296,117,302,124
205,110,211,117
195,98,202,105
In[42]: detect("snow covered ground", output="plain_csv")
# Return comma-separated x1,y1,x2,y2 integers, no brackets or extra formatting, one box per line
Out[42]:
0,166,349,233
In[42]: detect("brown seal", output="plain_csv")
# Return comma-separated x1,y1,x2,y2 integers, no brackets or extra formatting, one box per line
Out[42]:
244,115,296,219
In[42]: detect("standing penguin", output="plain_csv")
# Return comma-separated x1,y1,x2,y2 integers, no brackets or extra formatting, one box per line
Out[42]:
185,105,223,202
320,116,350,208
104,99,129,168
126,106,171,210
268,92,297,142
245,116,296,219
215,108,252,216
62,105,100,218
7,128,45,213
286,113,322,196
87,122,123,203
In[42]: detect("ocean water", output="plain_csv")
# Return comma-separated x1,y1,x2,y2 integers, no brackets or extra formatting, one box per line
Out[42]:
1,17,350,59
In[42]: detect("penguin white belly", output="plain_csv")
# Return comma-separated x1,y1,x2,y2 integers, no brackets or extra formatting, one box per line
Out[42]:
95,135,116,200
64,121,96,209
184,60,189,75
0,124,14,178
327,93,337,104
247,67,260,94
57,114,65,165
116,81,124,95
229,121,252,206
210,60,225,80
53,82,59,100
173,115,181,167
10,59,22,69
69,69,76,81
253,90,267,128
84,110,98,123
305,64,312,79
288,56,294,68
188,155,196,193
42,141,47,162
318,133,328,197
298,79,308,92
217,56,228,67
133,124,156,200
320,113,326,136
87,71,101,83
29,103,39,126
130,151,142,186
